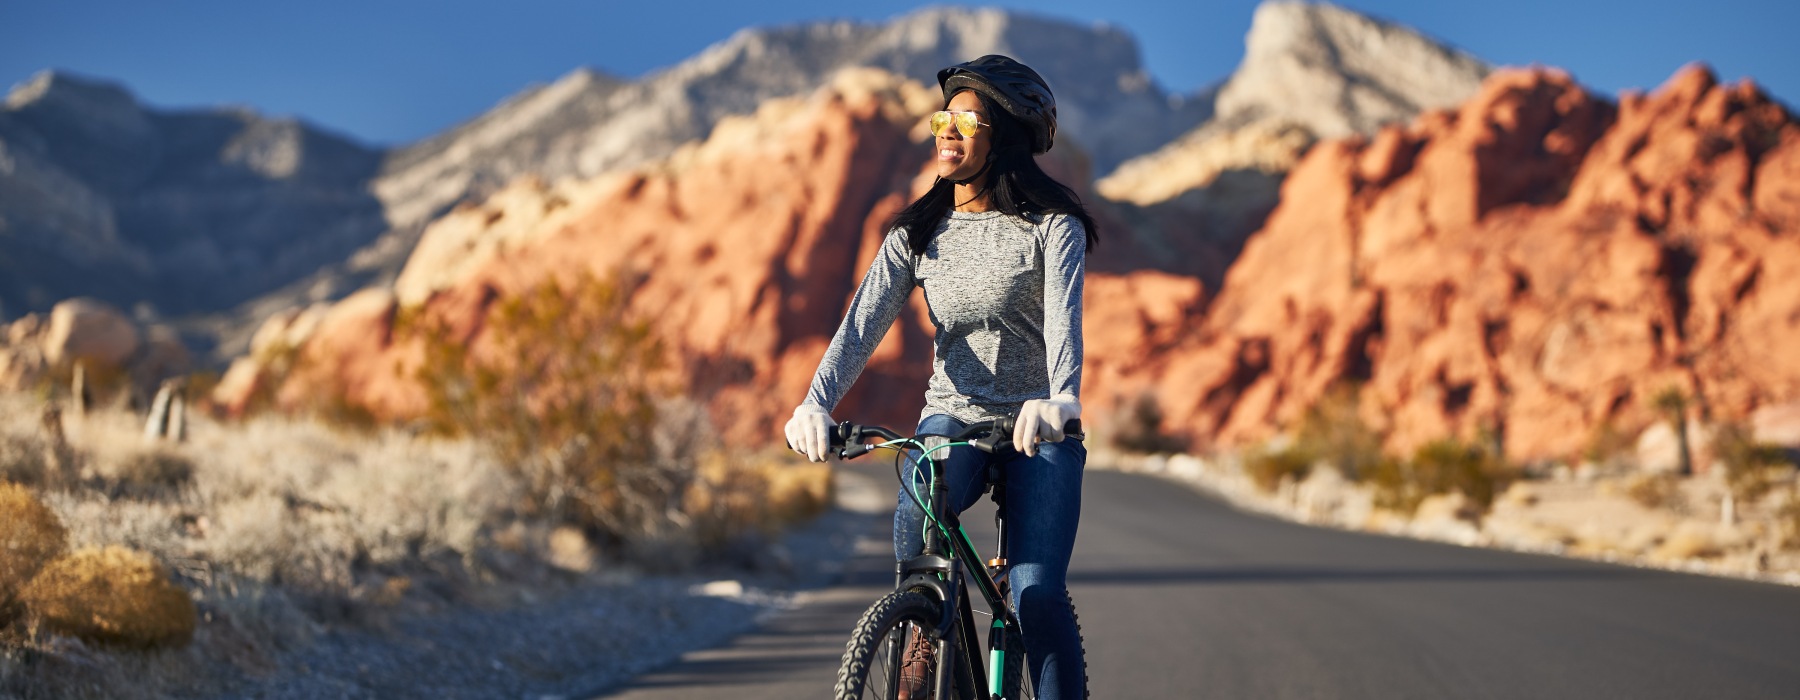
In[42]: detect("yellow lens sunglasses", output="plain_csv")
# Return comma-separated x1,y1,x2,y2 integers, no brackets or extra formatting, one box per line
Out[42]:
929,110,990,138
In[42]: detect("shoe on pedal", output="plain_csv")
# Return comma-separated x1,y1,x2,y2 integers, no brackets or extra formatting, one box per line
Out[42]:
896,628,935,699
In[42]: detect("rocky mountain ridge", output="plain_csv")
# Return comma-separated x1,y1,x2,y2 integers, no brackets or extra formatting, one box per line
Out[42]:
1094,1,1489,294
0,71,386,321
1133,64,1800,460
219,61,1800,464
3,5,1218,357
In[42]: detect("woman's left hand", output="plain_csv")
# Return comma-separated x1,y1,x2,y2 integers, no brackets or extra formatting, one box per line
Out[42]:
1014,394,1081,457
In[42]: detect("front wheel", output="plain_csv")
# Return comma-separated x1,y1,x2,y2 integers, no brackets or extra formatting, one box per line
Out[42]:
837,590,948,699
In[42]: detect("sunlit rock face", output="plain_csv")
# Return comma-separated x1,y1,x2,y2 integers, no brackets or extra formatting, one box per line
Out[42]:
223,68,1210,445
1142,65,1800,461
1096,1,1490,292
225,71,939,438
227,63,1800,462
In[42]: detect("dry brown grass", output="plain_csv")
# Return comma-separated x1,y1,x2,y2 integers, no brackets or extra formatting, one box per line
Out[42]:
20,546,196,649
0,274,835,696
0,359,835,697
1,483,67,622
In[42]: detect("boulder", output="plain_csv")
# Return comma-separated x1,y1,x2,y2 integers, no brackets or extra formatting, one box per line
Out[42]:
40,298,138,367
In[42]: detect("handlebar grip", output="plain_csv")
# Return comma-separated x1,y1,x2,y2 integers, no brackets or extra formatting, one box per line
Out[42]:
829,421,854,448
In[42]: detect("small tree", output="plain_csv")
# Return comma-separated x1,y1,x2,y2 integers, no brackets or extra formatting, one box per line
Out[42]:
403,271,674,544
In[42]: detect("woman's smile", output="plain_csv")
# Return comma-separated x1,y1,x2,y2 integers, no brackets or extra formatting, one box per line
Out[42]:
934,90,989,183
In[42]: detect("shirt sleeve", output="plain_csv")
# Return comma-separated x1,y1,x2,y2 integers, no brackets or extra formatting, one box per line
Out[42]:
1042,215,1086,399
803,229,918,412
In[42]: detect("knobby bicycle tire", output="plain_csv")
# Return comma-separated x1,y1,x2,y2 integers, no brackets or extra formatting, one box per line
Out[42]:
836,590,946,699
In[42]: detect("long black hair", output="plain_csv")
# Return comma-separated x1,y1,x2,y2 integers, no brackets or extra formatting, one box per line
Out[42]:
889,90,1100,256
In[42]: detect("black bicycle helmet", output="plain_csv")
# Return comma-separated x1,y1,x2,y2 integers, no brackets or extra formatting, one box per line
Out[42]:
937,55,1058,155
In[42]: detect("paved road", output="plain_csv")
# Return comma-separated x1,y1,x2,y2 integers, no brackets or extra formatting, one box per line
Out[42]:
597,463,1800,699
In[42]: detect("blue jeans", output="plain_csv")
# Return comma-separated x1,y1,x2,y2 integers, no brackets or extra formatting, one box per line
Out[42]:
894,413,1086,699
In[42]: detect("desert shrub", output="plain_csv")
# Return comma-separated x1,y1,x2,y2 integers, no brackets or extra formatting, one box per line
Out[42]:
689,452,831,540
106,448,195,500
1584,419,1637,468
1372,437,1509,515
1292,383,1386,480
19,546,195,649
1625,472,1682,510
1711,420,1792,503
1245,446,1313,493
1247,383,1388,492
1,483,68,624
403,272,678,545
1110,392,1186,454
1780,496,1800,550
0,434,49,489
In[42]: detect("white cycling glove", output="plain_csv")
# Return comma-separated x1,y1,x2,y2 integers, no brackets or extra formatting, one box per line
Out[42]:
784,403,836,463
1014,393,1081,457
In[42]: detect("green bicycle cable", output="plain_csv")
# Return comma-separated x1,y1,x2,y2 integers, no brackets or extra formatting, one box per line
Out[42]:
866,437,973,546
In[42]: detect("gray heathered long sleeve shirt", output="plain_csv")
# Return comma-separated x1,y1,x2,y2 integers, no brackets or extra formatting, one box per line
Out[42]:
803,209,1086,424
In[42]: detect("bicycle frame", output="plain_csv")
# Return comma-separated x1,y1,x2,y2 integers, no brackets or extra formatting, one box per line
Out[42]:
895,447,1021,699
829,416,1080,699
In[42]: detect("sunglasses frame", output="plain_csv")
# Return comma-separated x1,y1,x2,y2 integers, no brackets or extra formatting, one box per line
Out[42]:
929,110,991,138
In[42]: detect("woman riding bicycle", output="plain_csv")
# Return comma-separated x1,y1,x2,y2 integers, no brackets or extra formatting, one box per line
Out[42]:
784,54,1097,699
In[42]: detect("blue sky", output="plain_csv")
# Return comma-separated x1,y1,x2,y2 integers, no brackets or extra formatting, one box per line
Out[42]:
2,1,1795,147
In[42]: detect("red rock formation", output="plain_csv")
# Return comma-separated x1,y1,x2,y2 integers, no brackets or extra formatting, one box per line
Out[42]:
1152,64,1800,460
241,71,945,438
236,64,1800,464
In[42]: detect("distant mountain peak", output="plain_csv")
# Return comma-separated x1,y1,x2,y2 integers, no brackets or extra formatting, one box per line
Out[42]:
6,69,137,110
1217,0,1489,137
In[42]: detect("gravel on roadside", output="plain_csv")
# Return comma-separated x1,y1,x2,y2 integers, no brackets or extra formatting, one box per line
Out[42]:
202,471,888,700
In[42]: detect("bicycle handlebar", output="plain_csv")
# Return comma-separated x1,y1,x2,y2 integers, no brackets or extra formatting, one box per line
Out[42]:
828,417,1084,460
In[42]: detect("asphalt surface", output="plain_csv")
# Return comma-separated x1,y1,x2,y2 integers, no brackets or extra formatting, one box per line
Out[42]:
597,462,1800,699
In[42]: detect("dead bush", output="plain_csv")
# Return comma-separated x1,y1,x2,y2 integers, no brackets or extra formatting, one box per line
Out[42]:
106,449,195,500
0,434,49,489
1780,496,1800,550
19,546,196,649
1625,472,1682,510
1109,392,1186,454
1,483,68,624
1372,438,1510,516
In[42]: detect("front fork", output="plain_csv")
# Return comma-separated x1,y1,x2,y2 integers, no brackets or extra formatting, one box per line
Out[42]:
901,455,1026,699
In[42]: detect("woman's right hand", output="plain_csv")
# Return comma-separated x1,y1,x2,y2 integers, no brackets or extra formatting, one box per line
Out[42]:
784,403,836,463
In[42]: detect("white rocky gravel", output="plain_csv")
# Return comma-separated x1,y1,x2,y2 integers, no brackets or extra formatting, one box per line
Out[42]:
201,471,889,700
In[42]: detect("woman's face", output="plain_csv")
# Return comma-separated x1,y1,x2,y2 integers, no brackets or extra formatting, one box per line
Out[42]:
935,90,992,183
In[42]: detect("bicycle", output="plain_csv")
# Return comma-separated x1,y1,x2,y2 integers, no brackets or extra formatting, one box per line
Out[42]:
823,416,1089,700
